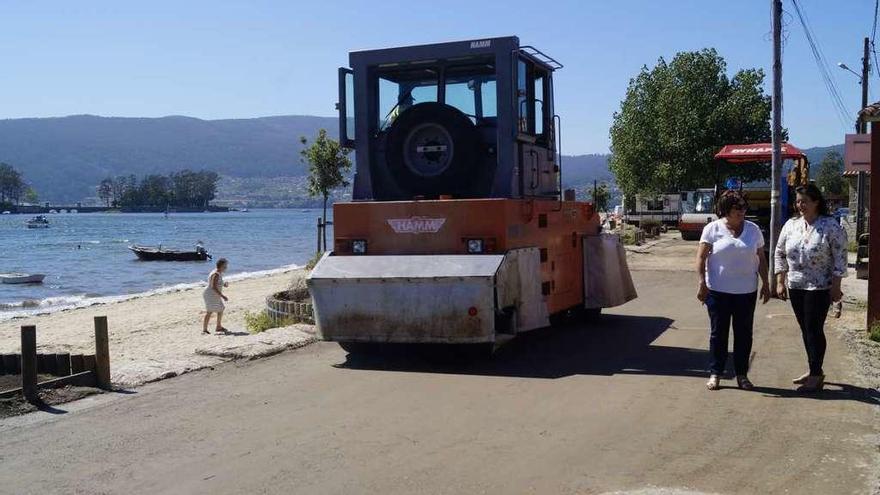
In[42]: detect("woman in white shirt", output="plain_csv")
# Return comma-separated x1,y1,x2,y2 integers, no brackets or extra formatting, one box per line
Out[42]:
696,191,771,391
774,184,847,392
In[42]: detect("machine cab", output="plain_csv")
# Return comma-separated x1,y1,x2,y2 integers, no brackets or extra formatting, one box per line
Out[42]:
337,36,563,202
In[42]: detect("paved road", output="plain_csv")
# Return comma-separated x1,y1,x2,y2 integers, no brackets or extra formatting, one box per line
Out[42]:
1,247,878,494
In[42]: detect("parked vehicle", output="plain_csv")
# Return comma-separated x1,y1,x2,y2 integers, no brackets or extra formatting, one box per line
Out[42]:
678,189,717,240
622,193,682,227
308,37,637,352
677,143,810,243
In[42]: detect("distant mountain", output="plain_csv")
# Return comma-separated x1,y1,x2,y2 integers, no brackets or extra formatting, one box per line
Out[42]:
0,115,338,202
802,143,844,165
0,113,845,202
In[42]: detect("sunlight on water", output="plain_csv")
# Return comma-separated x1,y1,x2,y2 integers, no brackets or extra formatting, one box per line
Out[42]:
0,209,331,320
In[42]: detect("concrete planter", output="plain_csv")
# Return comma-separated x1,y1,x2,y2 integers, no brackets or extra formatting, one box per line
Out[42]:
266,291,314,324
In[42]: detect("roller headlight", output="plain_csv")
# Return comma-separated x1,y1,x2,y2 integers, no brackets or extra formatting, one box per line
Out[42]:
466,239,484,254
352,239,367,254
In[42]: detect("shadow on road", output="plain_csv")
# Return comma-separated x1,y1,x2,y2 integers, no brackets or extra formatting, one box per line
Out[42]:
749,383,880,407
337,313,707,379
337,312,880,407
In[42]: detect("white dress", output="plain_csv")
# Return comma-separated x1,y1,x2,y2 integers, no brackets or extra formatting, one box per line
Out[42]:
202,270,225,312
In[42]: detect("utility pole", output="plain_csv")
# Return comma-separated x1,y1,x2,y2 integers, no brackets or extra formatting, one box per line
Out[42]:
770,0,783,295
856,36,870,239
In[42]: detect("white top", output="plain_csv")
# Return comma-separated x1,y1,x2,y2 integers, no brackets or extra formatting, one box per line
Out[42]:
700,219,765,294
773,216,848,290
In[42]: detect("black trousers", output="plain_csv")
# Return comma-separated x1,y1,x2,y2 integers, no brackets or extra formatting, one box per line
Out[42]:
789,289,830,376
706,290,757,376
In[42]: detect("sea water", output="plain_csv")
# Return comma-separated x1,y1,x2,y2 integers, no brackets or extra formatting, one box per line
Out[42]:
0,209,332,321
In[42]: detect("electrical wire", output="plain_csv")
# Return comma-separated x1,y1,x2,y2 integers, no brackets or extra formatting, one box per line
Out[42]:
872,0,878,44
872,0,880,85
789,0,853,130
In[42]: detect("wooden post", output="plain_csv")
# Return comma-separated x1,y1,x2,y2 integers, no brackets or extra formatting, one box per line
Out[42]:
21,326,37,401
868,122,880,331
70,354,85,374
2,354,19,374
38,353,56,375
317,217,323,253
82,354,96,373
56,353,71,376
94,316,111,389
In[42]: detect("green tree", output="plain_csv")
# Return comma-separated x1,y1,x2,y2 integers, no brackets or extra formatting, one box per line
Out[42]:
609,49,774,196
0,163,26,205
23,188,38,204
300,129,352,251
815,151,847,196
588,183,610,212
97,178,114,206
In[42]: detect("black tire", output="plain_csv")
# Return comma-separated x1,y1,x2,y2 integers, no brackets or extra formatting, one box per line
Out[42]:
681,231,699,241
385,102,483,197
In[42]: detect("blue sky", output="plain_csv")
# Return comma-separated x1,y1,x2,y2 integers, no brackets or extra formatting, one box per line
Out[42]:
0,0,873,154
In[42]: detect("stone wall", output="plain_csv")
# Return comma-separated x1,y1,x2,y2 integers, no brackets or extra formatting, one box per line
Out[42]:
845,175,871,240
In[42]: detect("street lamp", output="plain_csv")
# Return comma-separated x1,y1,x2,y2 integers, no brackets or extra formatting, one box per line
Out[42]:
837,62,862,79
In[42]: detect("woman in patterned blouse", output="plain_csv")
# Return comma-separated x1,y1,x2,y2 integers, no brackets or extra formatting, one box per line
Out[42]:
774,184,848,392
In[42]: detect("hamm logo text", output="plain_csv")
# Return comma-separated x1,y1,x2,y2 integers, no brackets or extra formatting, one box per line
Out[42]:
387,217,446,234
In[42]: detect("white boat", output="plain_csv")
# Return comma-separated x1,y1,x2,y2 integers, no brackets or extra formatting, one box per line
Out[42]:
1,211,10,215
26,215,50,228
0,273,46,284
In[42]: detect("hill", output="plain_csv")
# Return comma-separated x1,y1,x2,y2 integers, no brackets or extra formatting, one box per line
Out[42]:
0,115,338,202
802,143,844,165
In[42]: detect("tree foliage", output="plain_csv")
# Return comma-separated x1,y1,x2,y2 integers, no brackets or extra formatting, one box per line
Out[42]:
300,129,352,248
588,183,611,212
609,49,775,195
300,129,352,204
0,163,28,205
99,170,220,208
815,151,847,196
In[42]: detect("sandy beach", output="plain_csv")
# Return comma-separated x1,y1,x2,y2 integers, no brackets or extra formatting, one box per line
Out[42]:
0,268,315,387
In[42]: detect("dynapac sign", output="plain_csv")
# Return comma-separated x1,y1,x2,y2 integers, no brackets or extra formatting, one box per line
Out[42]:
386,217,446,234
730,145,790,154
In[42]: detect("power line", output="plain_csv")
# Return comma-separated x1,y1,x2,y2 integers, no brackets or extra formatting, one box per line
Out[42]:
872,0,879,86
872,0,879,44
789,0,853,131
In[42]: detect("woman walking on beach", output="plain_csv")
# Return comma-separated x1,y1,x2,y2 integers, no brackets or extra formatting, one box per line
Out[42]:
203,258,229,334
696,190,770,391
774,184,847,392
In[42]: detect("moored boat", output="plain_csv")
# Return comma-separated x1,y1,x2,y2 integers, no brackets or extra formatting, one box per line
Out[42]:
0,273,46,284
128,244,211,261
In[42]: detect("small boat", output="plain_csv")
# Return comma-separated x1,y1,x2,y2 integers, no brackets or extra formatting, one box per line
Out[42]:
1,211,10,215
129,244,211,261
0,273,46,284
26,215,50,228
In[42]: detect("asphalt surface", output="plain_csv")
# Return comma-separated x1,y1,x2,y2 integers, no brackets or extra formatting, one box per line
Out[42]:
1,238,878,495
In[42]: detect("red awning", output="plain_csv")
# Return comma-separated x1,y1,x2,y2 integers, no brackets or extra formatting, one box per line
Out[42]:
714,143,806,163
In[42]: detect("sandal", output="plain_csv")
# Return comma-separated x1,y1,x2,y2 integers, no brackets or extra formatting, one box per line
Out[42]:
796,375,825,393
215,327,229,334
202,329,210,335
792,372,810,384
706,374,721,391
736,375,754,390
